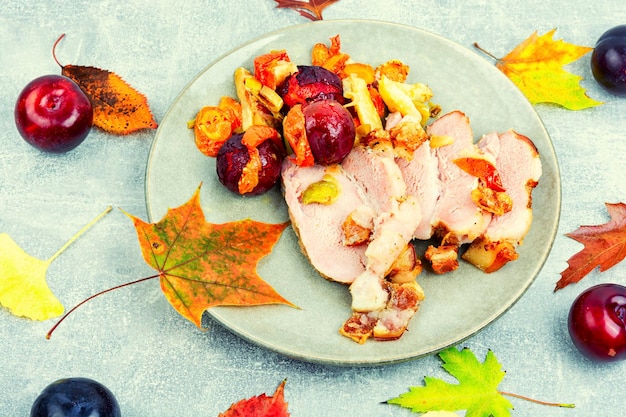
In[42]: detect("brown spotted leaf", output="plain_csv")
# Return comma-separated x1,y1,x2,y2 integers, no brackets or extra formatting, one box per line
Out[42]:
274,0,340,21
62,65,158,135
126,184,295,328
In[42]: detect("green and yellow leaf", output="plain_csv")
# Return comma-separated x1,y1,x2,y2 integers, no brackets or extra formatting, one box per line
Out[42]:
127,184,296,328
478,29,602,110
387,347,513,417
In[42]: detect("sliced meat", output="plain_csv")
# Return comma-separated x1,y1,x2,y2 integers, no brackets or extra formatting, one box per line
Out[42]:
341,145,421,312
342,146,423,341
282,159,368,284
479,129,542,243
462,129,541,272
283,108,543,342
427,111,492,244
341,145,406,214
395,140,441,240
283,142,425,343
281,144,419,285
349,195,422,311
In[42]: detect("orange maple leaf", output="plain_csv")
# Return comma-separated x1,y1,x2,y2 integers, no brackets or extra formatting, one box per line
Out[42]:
274,0,340,21
62,64,158,135
126,185,296,328
555,202,626,291
475,29,602,110
219,380,290,417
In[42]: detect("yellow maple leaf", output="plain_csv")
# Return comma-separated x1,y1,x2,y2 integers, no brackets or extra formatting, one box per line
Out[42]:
0,207,110,321
476,29,602,110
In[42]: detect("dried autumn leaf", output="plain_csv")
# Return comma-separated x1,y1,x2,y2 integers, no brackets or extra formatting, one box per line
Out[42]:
126,184,296,328
476,29,602,110
274,0,340,21
0,234,64,321
51,34,157,135
62,64,158,135
555,202,626,291
219,380,290,417
0,207,110,321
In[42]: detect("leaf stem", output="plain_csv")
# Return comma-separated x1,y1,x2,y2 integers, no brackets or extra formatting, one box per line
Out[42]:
46,274,161,339
47,206,112,264
499,390,575,408
473,42,499,62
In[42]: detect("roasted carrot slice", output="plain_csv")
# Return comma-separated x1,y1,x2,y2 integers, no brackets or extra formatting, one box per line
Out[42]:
283,104,314,167
193,106,233,157
218,96,243,133
242,125,283,151
238,146,262,194
342,63,376,84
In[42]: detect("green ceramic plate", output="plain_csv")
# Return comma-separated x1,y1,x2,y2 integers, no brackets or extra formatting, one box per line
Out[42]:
145,20,560,366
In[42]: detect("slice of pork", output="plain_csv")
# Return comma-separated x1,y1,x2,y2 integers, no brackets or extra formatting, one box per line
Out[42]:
395,140,441,240
427,111,492,244
283,143,424,342
478,129,542,243
281,144,420,285
282,160,368,284
342,146,423,340
340,146,421,310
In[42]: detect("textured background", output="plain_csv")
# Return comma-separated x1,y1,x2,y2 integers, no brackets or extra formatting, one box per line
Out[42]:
1,0,626,415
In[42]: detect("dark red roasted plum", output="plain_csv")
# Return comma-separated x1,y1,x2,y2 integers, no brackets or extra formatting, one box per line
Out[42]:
277,65,344,110
216,132,284,195
303,99,355,165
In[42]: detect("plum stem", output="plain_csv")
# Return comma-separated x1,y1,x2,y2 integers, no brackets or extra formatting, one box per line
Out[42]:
499,390,575,408
46,274,161,340
47,206,112,265
52,33,66,68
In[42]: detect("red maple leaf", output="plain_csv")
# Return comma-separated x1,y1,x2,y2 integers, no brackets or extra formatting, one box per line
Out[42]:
555,202,626,291
219,380,289,417
274,0,340,21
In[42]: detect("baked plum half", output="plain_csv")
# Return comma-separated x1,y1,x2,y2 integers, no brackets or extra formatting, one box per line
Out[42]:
216,126,285,195
303,99,355,165
277,65,344,111
283,99,356,167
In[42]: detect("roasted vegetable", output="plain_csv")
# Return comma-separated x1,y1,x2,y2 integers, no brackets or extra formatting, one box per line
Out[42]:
253,50,297,89
342,73,383,132
375,59,410,82
462,237,519,273
234,67,283,131
193,106,233,157
377,75,433,125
